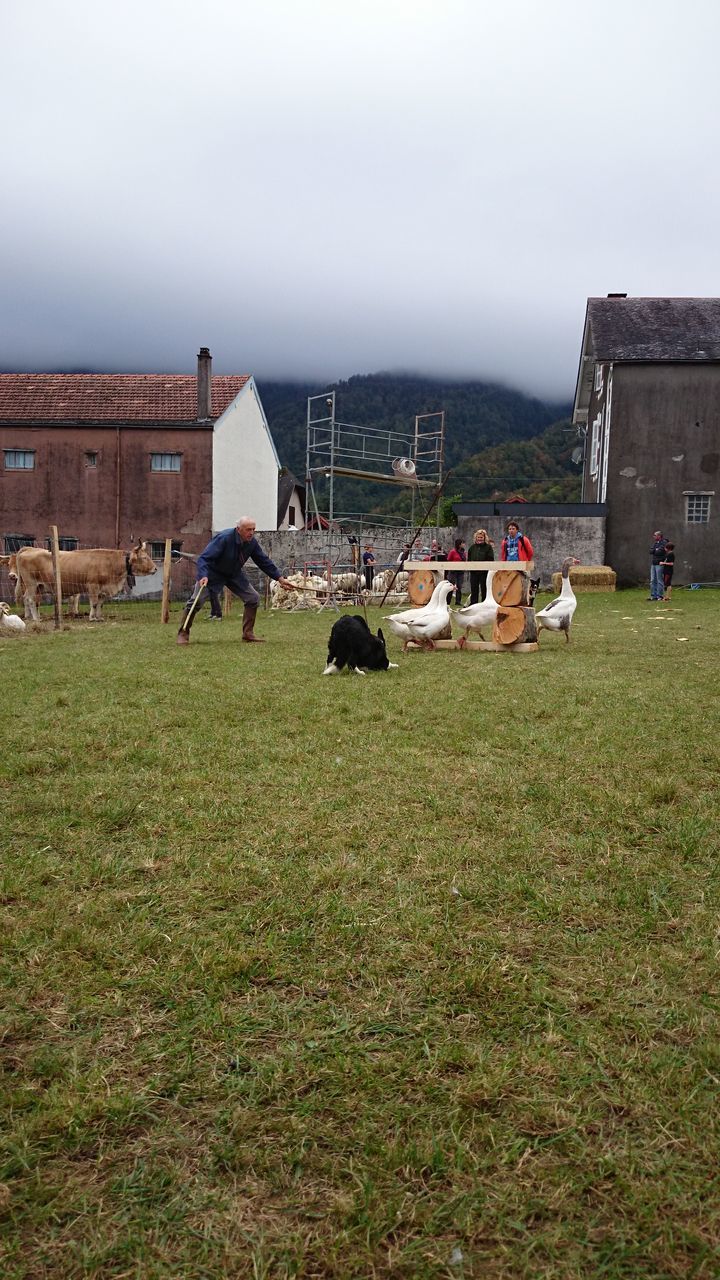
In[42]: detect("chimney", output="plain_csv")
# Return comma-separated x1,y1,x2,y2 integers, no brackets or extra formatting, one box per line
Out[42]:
197,347,212,420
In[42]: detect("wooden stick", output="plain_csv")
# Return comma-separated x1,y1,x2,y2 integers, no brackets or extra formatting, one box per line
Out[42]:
404,560,534,572
49,525,62,631
160,538,172,623
378,473,452,608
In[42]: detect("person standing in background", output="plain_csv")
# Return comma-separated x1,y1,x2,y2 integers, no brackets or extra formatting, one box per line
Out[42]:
661,542,675,601
446,537,466,605
362,544,376,590
501,521,534,562
467,528,495,603
649,530,668,601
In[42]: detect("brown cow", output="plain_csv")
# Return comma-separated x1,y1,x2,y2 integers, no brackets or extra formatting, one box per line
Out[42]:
0,553,45,619
16,542,157,622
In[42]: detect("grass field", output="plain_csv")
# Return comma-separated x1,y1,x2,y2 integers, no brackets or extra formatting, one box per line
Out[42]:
1,590,719,1279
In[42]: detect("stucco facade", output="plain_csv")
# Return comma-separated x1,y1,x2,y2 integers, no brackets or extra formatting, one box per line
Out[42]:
212,380,279,533
584,363,720,585
574,297,720,586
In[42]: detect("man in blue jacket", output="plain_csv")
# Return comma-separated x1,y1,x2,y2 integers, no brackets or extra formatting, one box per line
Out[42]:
177,517,296,645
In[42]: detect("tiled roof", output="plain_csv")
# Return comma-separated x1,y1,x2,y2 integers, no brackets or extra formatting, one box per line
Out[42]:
587,297,720,361
0,373,250,422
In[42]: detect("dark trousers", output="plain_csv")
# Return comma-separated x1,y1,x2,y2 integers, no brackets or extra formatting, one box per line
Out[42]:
209,586,223,618
182,573,259,630
469,571,488,605
446,571,464,605
364,567,374,590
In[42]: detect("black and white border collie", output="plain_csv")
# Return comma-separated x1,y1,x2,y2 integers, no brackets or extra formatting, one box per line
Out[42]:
323,615,399,676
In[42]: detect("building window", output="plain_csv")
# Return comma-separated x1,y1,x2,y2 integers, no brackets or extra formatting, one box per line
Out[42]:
45,536,78,551
4,535,34,553
148,539,183,561
4,449,35,470
85,451,98,468
150,453,182,472
589,413,601,477
289,504,296,526
686,493,712,523
594,364,603,393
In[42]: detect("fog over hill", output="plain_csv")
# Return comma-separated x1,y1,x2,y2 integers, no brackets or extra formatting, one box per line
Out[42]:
257,372,575,511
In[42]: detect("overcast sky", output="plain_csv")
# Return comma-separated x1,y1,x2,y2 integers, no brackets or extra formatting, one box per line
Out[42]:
2,0,720,399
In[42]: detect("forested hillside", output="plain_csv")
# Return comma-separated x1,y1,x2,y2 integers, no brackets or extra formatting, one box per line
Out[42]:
451,417,583,504
257,372,577,511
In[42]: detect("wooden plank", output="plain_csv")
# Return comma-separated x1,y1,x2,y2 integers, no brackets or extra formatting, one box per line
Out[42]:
160,538,172,623
49,525,63,631
404,560,534,572
463,640,539,653
406,637,538,653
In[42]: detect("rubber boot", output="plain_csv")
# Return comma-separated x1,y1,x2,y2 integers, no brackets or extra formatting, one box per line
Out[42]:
242,602,265,642
177,602,193,645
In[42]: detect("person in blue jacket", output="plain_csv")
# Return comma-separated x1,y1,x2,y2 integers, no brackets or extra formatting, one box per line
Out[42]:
177,517,296,645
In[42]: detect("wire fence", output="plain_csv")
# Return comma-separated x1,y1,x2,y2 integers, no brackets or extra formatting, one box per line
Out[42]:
0,540,199,624
0,529,428,624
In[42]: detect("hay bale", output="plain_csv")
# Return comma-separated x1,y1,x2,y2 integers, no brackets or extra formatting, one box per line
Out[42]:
551,565,616,594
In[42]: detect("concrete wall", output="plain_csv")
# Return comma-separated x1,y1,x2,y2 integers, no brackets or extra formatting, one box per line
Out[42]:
452,515,606,587
256,518,606,589
604,364,720,586
255,524,426,576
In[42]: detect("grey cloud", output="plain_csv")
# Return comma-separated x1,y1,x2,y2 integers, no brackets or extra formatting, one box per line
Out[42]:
3,0,720,397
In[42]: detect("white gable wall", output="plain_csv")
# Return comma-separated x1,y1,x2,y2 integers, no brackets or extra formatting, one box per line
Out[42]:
278,485,305,530
212,379,280,532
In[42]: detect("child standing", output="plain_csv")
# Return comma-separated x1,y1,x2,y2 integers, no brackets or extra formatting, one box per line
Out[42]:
362,544,376,591
661,543,675,601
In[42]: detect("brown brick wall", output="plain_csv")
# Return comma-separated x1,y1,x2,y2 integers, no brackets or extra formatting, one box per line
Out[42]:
0,424,213,555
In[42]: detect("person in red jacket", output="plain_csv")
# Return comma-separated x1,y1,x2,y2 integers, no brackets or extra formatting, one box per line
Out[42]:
446,537,467,604
500,521,534,562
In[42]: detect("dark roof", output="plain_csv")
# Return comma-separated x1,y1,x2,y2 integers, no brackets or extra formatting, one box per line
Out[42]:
586,297,720,361
0,373,250,423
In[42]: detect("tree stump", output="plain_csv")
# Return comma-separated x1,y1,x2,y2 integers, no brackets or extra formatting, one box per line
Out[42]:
491,569,530,607
492,605,538,645
407,568,436,605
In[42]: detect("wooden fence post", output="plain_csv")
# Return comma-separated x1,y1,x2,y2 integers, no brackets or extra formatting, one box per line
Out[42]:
223,587,232,616
160,538,172,623
49,525,63,632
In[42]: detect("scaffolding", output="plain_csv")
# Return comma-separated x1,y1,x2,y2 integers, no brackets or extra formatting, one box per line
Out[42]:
304,392,445,568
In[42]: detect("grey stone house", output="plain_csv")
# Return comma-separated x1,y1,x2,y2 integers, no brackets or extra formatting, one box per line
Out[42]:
573,295,720,585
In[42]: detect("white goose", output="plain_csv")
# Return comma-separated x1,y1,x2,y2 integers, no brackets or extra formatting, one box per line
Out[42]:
383,578,455,650
536,557,580,642
0,602,26,632
403,580,456,650
450,570,498,645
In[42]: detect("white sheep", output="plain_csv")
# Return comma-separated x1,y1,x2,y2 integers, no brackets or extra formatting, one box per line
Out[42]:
330,571,363,594
271,572,328,610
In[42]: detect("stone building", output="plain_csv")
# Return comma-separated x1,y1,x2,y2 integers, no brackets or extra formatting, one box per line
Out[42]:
573,296,720,585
